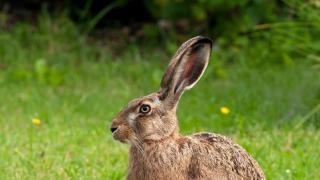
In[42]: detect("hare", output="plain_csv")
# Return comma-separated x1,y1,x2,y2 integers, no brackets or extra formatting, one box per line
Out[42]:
110,36,265,180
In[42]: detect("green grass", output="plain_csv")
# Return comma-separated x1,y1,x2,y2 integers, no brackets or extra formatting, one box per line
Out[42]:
0,17,320,179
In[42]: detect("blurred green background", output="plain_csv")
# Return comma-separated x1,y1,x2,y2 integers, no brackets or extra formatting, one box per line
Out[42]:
0,0,319,179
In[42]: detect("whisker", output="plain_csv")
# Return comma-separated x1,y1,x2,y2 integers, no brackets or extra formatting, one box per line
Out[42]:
131,136,145,157
135,136,153,166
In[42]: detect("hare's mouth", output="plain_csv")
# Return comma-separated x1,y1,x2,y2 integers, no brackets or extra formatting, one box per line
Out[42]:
112,130,128,143
111,130,119,139
111,129,118,136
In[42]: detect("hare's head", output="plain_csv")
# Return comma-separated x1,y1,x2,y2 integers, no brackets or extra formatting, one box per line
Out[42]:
110,36,212,144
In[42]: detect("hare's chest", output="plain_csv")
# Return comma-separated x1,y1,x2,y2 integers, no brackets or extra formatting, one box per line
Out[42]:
127,144,191,180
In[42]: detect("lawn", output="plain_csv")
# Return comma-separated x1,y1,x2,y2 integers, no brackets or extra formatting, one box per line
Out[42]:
0,19,320,179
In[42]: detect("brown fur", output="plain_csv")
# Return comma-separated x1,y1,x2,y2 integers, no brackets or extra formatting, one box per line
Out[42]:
110,36,265,180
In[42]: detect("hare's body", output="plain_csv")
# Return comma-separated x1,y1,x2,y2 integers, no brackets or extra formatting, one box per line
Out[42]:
110,36,265,179
128,132,264,180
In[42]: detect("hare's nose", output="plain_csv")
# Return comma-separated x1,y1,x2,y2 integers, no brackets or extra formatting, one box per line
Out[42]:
110,120,119,133
110,127,118,133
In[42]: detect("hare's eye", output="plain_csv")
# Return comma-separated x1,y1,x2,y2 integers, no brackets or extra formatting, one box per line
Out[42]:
139,104,151,114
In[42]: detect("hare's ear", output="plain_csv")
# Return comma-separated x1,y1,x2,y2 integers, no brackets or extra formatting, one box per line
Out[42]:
159,36,212,104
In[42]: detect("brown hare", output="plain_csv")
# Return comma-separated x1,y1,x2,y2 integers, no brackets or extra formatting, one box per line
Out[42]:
110,36,265,180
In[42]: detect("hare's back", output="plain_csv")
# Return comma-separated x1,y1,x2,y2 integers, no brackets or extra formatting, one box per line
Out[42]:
190,132,265,179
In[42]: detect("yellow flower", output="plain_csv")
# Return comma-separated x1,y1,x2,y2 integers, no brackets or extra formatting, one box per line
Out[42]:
220,106,230,115
32,118,41,125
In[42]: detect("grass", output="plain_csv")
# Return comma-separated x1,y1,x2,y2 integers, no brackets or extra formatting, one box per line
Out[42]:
0,16,320,179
